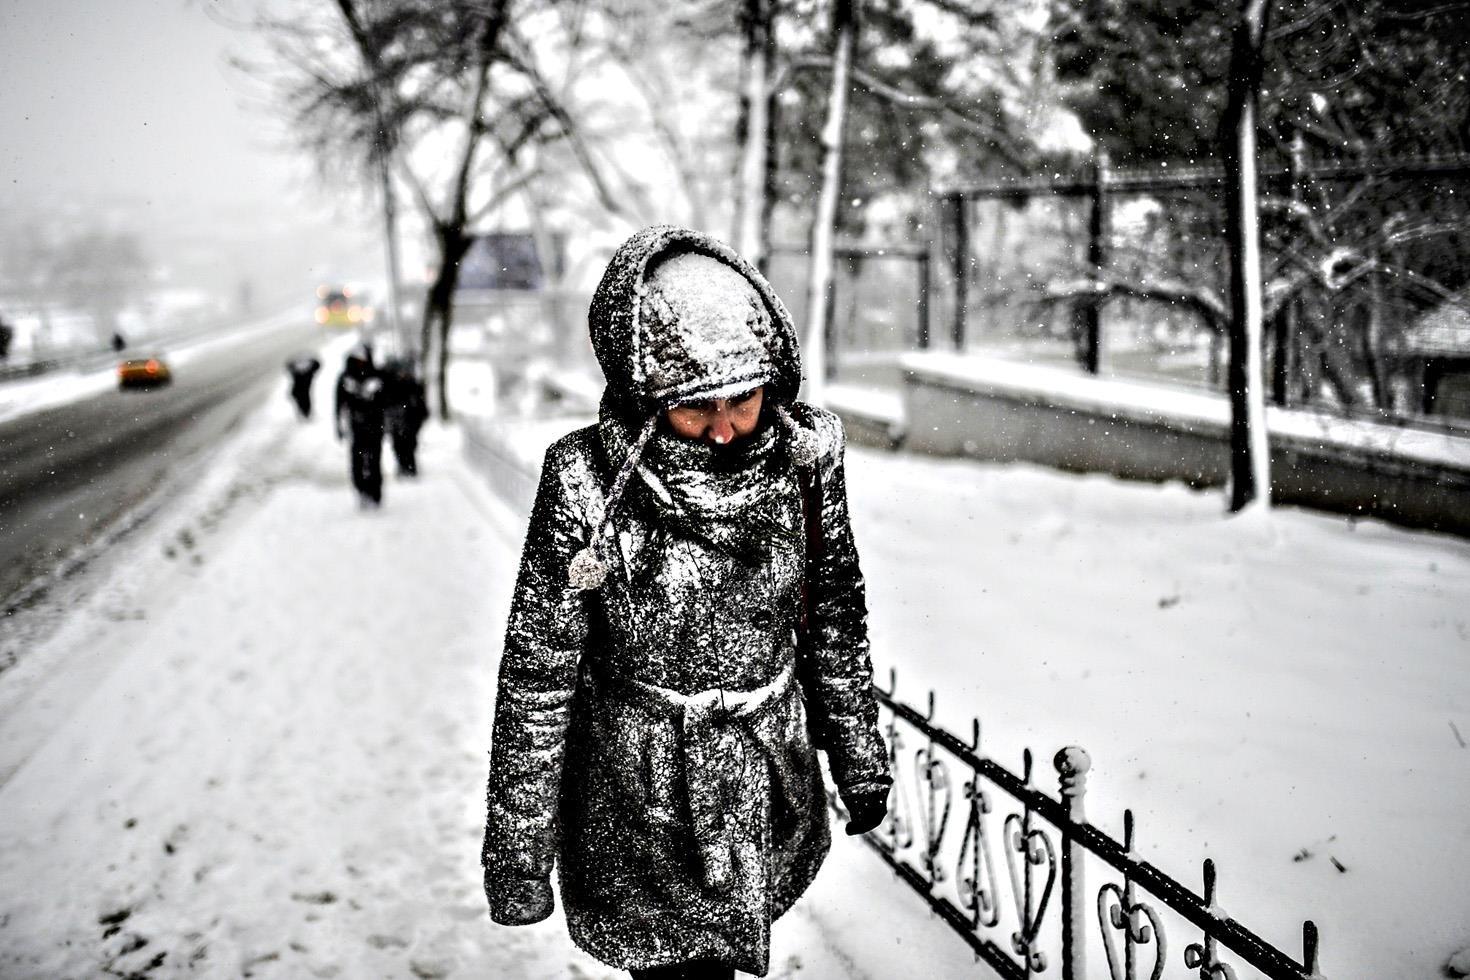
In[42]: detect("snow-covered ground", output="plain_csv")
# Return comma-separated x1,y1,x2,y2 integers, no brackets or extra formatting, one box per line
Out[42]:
846,447,1470,979
1,375,1466,978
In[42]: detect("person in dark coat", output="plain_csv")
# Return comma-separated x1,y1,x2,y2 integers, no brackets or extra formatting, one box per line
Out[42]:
381,356,428,476
285,354,322,419
334,343,386,507
482,226,891,979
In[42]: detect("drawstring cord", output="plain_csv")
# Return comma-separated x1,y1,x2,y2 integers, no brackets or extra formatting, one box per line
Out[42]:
569,404,818,591
567,414,659,591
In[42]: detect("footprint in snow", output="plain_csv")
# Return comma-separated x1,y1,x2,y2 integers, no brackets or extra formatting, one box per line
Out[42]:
290,890,338,905
366,934,409,950
242,951,281,977
410,957,451,978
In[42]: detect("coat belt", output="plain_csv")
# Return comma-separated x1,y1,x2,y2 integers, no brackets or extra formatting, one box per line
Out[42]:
585,663,801,893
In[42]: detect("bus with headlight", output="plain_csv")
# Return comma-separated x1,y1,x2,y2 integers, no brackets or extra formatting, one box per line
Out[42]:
315,284,375,327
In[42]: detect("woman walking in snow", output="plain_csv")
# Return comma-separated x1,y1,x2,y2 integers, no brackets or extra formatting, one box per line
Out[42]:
482,225,891,979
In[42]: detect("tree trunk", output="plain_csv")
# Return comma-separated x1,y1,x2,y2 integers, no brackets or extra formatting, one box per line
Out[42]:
1220,0,1272,514
802,0,856,407
757,67,780,277
376,135,407,359
1363,272,1389,411
421,227,474,421
733,0,774,264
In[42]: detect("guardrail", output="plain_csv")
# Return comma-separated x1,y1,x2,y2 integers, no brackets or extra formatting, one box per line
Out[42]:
831,669,1326,980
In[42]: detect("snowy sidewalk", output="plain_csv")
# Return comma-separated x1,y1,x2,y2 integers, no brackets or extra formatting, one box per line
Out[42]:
0,391,968,980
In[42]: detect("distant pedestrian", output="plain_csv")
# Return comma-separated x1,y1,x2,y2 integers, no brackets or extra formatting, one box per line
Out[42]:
285,354,321,420
0,315,13,361
381,356,429,476
335,343,386,508
110,331,127,353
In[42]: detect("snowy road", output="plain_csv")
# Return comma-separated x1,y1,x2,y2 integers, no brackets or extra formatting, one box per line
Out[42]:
0,310,325,608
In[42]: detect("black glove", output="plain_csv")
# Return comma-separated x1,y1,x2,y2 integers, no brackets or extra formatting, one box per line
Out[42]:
842,785,890,837
484,870,555,925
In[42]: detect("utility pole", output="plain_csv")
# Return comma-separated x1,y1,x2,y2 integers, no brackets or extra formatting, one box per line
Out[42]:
334,0,405,358
1080,152,1109,374
1221,0,1273,513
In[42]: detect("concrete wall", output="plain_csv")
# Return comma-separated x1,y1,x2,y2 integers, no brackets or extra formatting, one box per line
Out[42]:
888,353,1470,538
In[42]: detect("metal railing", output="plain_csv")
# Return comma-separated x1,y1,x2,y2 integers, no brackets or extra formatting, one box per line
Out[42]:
831,669,1326,980
931,152,1470,426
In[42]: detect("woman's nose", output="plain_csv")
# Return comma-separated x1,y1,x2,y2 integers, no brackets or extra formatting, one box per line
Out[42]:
707,404,736,444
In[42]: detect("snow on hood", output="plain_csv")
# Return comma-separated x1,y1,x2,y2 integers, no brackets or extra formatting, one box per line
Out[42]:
587,225,802,416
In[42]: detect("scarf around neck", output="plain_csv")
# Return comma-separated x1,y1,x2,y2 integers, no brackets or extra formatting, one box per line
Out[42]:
597,393,799,563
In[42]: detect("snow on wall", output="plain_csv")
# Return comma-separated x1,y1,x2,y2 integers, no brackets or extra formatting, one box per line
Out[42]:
897,351,1470,536
901,351,1470,471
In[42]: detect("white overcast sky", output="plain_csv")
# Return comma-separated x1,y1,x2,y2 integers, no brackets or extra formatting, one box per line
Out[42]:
1,1,315,208
0,0,381,294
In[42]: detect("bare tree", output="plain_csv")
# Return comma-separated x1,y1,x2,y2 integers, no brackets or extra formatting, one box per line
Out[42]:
262,0,642,419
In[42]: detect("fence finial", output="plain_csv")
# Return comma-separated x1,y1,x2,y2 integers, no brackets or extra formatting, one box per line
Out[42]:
1054,746,1091,800
1054,746,1092,980
1304,920,1322,977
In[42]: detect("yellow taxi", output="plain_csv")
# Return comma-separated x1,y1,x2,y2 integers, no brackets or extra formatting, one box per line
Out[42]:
117,355,172,389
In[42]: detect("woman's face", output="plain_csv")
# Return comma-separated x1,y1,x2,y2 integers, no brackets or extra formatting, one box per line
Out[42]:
664,386,764,446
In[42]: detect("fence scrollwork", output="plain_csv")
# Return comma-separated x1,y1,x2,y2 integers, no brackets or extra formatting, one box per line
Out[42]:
835,670,1328,980
1097,812,1167,980
956,766,1002,928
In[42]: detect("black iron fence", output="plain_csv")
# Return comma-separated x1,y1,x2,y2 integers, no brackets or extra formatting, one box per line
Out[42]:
935,153,1470,426
830,670,1326,980
765,242,932,389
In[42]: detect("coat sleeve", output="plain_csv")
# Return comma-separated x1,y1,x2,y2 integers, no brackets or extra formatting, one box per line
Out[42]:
800,410,892,801
482,437,593,899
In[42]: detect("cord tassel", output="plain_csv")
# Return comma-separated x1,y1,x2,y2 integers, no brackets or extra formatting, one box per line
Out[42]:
775,404,820,469
568,414,659,590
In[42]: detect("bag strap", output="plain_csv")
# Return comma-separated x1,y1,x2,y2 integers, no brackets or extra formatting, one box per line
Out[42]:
797,464,825,634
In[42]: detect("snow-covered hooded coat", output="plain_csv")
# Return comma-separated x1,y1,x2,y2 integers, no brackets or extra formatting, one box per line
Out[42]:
482,225,890,976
